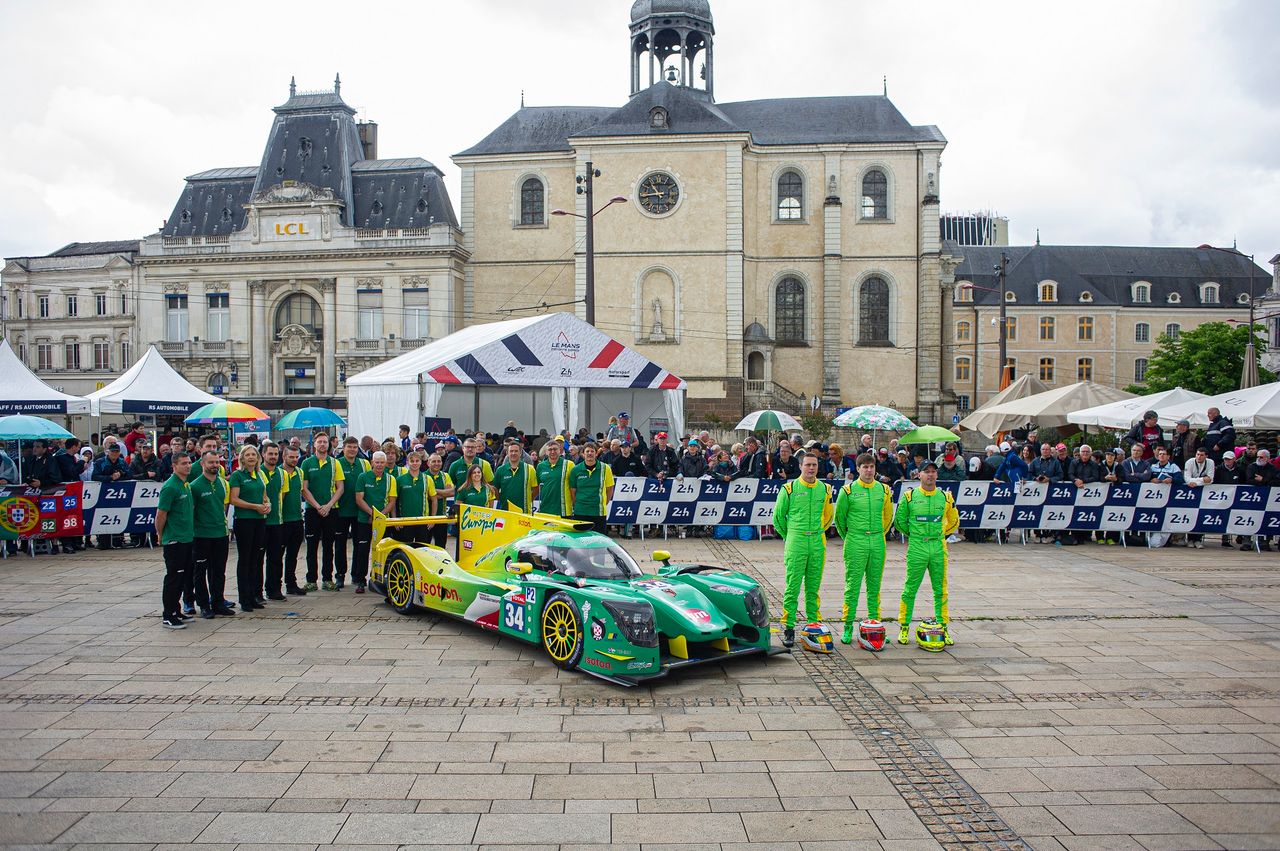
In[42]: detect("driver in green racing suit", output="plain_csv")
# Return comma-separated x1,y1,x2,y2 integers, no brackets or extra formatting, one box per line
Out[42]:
833,452,895,644
772,454,834,648
893,460,959,646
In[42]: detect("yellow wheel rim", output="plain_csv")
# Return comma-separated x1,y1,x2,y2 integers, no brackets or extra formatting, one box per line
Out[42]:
542,600,578,662
387,557,413,609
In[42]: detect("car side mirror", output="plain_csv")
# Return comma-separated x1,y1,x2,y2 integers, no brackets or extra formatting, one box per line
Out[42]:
506,561,533,576
652,549,671,564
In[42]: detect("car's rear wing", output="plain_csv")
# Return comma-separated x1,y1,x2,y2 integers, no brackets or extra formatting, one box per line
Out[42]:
454,505,591,569
371,508,453,551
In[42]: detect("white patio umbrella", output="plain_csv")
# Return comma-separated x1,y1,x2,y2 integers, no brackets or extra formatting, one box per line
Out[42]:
1067,387,1208,430
735,409,803,432
1157,381,1280,429
959,381,1136,437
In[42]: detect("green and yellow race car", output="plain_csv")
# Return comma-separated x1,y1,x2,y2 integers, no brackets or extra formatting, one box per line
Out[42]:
366,505,778,685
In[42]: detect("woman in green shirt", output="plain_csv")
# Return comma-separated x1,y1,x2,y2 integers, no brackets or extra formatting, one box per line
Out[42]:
229,444,270,612
454,464,495,510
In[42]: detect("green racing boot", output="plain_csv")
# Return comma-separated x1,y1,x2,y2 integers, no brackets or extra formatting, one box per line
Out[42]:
897,623,910,645
841,625,853,645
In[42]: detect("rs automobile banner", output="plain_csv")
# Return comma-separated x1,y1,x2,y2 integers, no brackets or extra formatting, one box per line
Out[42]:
0,482,85,540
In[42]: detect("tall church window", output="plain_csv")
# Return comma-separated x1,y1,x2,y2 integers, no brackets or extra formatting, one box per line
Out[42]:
858,276,891,345
861,169,888,219
520,178,544,226
774,277,806,343
776,171,803,220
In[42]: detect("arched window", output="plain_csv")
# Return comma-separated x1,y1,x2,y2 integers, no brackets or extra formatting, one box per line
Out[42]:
1135,322,1150,343
1133,283,1150,303
1201,283,1219,304
774,277,806,343
776,171,803,220
956,320,971,342
1077,357,1093,381
954,357,971,382
1039,316,1055,341
274,293,322,341
1134,358,1148,382
858,276,891,345
955,285,973,303
1039,357,1055,382
519,177,544,226
860,169,887,219
207,372,229,395
1165,322,1181,340
747,351,765,380
1039,282,1057,302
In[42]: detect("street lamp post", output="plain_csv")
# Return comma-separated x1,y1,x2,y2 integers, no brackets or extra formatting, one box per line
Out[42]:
1198,244,1258,387
958,262,1010,403
551,163,628,328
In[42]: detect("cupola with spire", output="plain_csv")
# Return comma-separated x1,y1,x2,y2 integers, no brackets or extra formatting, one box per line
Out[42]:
630,0,715,98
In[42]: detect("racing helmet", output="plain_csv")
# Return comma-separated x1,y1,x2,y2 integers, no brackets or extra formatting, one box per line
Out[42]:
857,619,886,652
916,621,947,652
798,622,834,654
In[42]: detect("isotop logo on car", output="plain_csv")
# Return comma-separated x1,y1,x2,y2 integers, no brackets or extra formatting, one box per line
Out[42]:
419,580,461,603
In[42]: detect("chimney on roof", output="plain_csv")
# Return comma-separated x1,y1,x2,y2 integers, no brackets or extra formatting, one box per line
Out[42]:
357,120,378,161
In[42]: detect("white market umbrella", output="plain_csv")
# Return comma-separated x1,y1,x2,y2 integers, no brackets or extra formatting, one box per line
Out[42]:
959,381,1136,437
735,409,802,432
1157,381,1280,429
1067,387,1208,430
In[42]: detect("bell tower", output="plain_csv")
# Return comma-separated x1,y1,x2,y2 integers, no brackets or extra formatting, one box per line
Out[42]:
629,0,715,98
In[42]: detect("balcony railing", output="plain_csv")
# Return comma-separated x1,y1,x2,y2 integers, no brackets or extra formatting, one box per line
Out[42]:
355,227,433,239
157,235,230,255
399,338,427,350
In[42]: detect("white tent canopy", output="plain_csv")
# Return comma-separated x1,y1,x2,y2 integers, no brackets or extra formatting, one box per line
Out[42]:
1157,381,1280,429
347,313,687,439
86,345,222,416
0,339,90,415
958,375,1047,433
1068,387,1207,430
959,381,1136,437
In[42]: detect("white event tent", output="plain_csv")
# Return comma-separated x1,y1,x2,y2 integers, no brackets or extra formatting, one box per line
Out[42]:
959,381,1135,437
1156,381,1280,429
0,339,90,415
86,345,222,416
1067,387,1207,430
346,313,687,439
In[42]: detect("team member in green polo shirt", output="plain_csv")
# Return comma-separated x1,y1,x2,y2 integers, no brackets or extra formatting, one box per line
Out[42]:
448,437,493,491
455,464,495,510
261,443,288,601
280,446,305,595
535,439,573,517
301,433,344,592
394,450,437,545
493,442,538,514
190,450,233,619
155,451,195,630
352,451,399,594
229,445,271,612
425,453,454,548
334,436,371,590
567,442,615,534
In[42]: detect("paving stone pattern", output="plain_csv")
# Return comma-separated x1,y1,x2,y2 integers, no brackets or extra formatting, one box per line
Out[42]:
0,532,1276,849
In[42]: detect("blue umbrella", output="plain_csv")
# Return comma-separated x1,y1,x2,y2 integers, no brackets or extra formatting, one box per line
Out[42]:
0,414,74,441
274,407,347,431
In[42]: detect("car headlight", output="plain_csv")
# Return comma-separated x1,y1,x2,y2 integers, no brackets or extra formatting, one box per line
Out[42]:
602,599,658,648
744,587,768,628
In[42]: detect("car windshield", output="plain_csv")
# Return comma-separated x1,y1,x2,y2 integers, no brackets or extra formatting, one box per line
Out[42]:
538,544,644,581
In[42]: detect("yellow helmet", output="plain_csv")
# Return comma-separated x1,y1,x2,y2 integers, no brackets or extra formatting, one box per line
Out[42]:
916,621,947,652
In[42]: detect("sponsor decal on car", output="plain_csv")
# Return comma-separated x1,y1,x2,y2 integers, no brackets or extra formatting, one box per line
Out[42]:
637,579,677,596
591,617,605,641
709,584,745,595
626,660,651,670
685,608,712,624
525,587,537,606
420,580,461,603
583,656,612,670
460,514,506,534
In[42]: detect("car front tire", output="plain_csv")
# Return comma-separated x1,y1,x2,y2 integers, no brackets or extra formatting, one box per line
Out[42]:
540,592,584,670
384,551,416,615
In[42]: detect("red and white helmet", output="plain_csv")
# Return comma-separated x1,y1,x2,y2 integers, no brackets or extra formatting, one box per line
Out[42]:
858,619,886,652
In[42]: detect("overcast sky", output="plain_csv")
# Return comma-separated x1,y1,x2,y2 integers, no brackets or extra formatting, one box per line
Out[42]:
1,0,1276,265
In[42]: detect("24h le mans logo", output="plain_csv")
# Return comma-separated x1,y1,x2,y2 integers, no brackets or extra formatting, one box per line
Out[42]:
0,497,41,536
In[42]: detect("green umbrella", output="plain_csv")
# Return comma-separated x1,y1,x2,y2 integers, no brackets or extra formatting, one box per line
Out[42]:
831,404,915,432
897,425,959,445
735,409,803,432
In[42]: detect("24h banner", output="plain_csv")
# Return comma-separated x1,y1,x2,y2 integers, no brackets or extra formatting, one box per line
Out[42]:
0,482,85,540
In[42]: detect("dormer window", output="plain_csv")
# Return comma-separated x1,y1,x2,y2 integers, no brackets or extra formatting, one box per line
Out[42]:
1038,282,1057,302
1079,291,1093,303
1132,282,1151,303
1200,283,1220,304
649,106,668,129
955,283,973,303
1004,291,1016,303
1238,293,1251,305
1167,292,1181,304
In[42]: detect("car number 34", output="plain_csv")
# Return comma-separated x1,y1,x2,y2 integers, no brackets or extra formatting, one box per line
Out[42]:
503,600,526,631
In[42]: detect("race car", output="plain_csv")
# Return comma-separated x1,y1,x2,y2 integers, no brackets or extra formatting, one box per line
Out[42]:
366,504,779,685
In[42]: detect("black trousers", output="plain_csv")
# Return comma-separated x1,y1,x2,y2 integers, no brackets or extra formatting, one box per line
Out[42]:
162,541,193,618
334,514,358,580
430,521,449,549
281,520,304,589
232,518,266,608
572,514,607,534
351,520,373,586
392,524,434,546
264,523,285,596
190,535,229,611
304,509,341,583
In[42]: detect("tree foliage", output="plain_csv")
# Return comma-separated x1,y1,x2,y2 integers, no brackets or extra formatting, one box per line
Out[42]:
800,412,832,441
1125,321,1274,395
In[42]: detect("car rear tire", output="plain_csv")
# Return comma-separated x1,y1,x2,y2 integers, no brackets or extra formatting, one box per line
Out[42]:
385,551,416,615
540,592,584,670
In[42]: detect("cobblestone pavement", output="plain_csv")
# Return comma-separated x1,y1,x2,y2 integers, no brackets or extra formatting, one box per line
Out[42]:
0,532,1276,849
